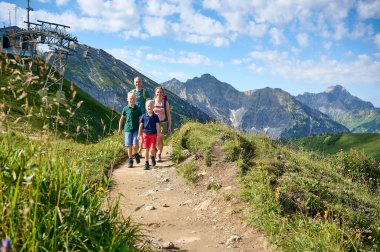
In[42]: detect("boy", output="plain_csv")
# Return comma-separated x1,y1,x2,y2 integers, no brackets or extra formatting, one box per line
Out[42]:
138,99,160,170
118,92,142,168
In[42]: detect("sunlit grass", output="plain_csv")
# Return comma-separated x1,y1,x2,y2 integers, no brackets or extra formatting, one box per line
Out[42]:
0,52,149,251
171,121,380,251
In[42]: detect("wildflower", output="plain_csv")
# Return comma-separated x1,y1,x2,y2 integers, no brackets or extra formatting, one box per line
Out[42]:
324,210,328,219
275,187,281,200
0,238,11,252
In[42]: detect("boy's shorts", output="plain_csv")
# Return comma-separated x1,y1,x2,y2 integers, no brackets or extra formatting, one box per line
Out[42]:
159,122,167,135
143,133,157,149
124,131,139,147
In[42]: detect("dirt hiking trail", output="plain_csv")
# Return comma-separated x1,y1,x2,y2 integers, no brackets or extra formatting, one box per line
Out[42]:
109,145,273,251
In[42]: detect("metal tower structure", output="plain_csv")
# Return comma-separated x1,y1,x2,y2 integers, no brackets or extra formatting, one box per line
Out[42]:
22,19,78,97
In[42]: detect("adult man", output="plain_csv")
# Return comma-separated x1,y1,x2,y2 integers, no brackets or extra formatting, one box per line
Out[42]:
130,76,150,154
131,76,150,114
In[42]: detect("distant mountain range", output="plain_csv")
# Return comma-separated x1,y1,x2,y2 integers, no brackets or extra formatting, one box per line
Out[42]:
162,74,349,139
64,44,211,128
296,85,380,133
63,43,378,139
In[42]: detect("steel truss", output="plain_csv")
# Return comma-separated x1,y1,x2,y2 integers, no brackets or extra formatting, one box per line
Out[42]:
16,20,77,95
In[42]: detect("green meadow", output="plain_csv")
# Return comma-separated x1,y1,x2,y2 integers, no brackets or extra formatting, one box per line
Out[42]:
288,133,380,162
171,122,380,251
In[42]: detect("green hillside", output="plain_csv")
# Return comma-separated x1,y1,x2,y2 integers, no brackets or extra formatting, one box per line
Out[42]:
0,53,150,251
287,133,380,162
0,53,119,143
171,122,380,251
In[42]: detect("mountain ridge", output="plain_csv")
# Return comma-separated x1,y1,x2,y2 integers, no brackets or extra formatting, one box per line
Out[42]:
64,44,211,128
163,75,349,139
296,85,380,132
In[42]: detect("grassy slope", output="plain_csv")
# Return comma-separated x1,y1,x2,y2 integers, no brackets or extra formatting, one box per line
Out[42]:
0,53,119,143
287,133,380,162
0,53,149,251
171,122,380,251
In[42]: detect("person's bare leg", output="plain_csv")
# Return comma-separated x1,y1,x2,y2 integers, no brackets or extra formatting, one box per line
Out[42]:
133,144,139,155
157,133,163,160
128,146,133,159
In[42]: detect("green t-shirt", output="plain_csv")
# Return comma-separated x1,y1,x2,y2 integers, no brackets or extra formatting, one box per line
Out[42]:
122,105,142,132
131,89,150,114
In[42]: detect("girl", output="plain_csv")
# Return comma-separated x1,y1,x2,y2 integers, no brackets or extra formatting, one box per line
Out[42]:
153,86,172,162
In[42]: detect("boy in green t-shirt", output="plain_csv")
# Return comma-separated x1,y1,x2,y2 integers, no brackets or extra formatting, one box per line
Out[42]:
118,92,142,168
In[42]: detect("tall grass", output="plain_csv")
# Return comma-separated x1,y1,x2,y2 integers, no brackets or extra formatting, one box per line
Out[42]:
171,122,380,251
0,52,149,251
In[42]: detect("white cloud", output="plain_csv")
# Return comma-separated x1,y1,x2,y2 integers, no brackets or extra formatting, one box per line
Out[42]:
105,47,145,70
357,0,380,19
323,41,332,50
146,50,223,67
296,33,309,47
75,0,138,31
269,27,286,46
375,34,380,50
143,16,167,36
56,0,69,6
144,0,178,16
242,50,380,85
248,63,264,73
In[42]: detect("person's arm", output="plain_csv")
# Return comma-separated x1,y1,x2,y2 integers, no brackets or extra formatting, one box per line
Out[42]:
118,115,125,135
138,121,144,139
166,102,172,134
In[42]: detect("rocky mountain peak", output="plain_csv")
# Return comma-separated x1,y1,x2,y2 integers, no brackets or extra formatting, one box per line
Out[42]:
325,85,346,94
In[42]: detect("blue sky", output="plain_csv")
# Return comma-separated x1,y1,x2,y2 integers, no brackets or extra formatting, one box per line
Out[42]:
1,0,380,106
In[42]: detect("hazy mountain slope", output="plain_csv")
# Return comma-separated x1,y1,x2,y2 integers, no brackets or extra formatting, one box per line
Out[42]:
65,44,211,128
296,85,380,132
163,75,348,139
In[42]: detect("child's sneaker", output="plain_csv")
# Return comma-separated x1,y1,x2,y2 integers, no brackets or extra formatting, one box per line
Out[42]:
134,153,140,164
144,162,150,170
150,156,156,167
127,158,133,168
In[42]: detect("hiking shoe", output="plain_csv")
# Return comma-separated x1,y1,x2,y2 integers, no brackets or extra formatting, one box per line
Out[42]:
150,156,156,167
144,162,150,170
127,158,133,168
134,153,140,164
157,154,162,162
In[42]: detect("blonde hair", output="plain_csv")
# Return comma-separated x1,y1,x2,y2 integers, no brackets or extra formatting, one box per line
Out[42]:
145,99,154,109
127,91,136,98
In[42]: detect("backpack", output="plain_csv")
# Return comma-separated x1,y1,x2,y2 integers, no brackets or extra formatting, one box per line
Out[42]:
130,88,146,101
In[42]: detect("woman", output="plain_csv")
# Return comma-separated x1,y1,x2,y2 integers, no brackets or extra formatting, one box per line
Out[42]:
153,86,172,161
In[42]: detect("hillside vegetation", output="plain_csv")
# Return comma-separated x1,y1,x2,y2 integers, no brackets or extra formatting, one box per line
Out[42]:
287,133,380,162
0,53,149,251
0,53,119,143
171,122,380,251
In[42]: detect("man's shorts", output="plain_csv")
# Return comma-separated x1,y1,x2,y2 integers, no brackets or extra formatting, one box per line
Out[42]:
143,133,157,149
159,122,167,135
124,131,138,147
